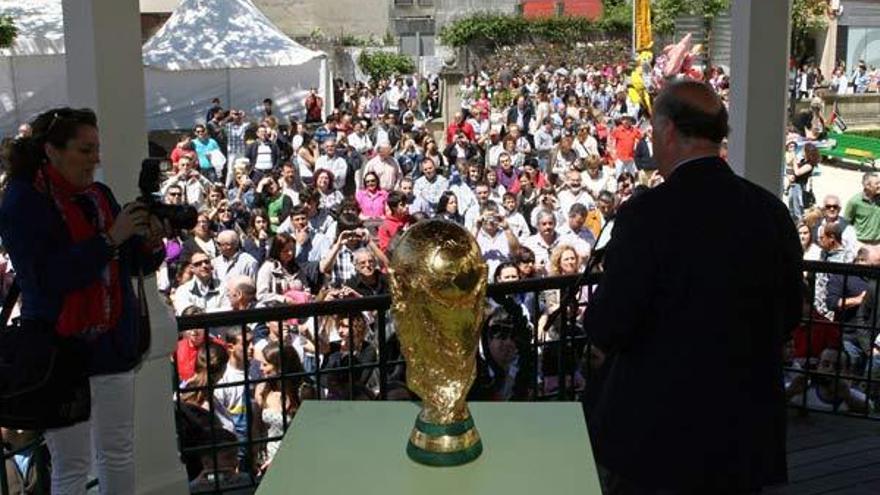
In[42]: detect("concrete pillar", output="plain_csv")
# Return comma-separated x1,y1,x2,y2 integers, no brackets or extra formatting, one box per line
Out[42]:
819,0,842,77
817,22,838,79
61,1,189,494
728,0,792,196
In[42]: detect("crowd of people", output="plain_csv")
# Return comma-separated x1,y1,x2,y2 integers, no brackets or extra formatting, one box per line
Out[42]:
791,59,880,100
4,49,879,490
145,58,689,485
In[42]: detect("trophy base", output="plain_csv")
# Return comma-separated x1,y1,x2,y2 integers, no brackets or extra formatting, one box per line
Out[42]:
406,414,483,467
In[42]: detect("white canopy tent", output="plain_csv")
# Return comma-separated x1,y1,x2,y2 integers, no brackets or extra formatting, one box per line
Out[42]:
0,0,331,135
0,0,67,136
143,0,332,129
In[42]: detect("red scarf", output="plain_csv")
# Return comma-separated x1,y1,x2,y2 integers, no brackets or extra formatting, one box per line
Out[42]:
36,166,122,337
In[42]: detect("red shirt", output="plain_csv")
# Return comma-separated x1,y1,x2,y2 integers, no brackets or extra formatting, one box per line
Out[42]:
378,213,410,252
445,121,476,146
611,125,641,161
175,335,223,381
792,311,840,360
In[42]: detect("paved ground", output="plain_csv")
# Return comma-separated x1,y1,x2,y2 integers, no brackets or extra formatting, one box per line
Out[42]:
811,160,870,208
768,411,880,495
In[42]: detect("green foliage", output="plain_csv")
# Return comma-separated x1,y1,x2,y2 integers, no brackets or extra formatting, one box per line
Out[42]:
438,11,627,49
357,51,416,81
0,15,17,49
338,34,371,47
652,0,731,35
792,0,830,33
791,0,831,58
598,0,633,33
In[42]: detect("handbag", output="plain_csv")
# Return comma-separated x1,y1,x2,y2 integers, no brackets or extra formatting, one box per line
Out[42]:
0,280,91,430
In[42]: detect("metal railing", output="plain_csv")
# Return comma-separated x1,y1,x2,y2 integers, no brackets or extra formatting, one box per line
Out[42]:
172,273,595,493
790,260,880,419
4,262,880,494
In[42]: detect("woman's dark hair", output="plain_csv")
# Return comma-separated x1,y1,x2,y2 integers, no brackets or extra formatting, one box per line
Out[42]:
247,208,269,237
514,246,536,263
493,261,520,283
261,342,303,414
436,191,459,215
362,171,380,188
314,168,335,191
337,197,361,217
10,107,98,181
268,232,296,272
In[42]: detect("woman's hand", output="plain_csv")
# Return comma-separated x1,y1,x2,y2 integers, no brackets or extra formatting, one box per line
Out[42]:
145,215,173,247
108,202,150,245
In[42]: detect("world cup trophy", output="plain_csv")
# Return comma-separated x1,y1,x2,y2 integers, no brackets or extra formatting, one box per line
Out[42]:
389,219,488,466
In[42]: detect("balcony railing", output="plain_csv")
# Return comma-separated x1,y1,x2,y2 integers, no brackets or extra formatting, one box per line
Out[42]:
3,262,879,494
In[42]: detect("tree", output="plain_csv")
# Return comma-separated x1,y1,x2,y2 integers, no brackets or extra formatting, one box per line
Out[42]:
652,0,730,35
791,0,831,60
599,0,632,32
357,51,416,82
0,15,17,49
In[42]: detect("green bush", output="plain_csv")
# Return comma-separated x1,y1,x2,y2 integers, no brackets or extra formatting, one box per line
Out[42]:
357,51,416,82
438,13,622,49
0,15,17,49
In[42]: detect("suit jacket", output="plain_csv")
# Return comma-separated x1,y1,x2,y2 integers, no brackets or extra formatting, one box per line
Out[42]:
583,157,802,492
506,106,534,130
245,139,281,170
633,138,657,171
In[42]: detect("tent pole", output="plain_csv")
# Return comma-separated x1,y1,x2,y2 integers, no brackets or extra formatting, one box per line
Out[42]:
9,56,20,128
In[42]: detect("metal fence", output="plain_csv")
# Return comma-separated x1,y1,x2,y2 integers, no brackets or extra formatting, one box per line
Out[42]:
4,262,880,494
172,272,594,494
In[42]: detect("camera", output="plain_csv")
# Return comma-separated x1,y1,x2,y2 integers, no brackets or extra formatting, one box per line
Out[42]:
139,158,198,230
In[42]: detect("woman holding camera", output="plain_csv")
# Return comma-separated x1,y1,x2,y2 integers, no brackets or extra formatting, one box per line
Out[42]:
0,108,167,494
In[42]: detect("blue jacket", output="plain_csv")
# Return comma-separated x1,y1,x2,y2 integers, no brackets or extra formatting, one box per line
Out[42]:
0,178,164,375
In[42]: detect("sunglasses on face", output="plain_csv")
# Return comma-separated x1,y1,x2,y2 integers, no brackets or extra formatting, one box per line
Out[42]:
824,204,840,210
167,192,182,197
191,259,211,267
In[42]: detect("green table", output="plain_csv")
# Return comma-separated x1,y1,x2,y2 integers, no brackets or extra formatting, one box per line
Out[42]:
257,401,601,495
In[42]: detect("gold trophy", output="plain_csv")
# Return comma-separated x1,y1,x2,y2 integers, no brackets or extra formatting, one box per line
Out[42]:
389,219,488,466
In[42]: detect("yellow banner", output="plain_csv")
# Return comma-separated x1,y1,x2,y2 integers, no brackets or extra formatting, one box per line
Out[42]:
634,0,653,52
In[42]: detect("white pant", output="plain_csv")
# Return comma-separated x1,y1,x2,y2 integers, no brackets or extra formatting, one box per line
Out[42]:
44,371,136,495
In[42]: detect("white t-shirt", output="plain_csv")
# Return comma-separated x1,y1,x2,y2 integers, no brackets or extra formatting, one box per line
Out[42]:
254,142,274,171
791,386,869,413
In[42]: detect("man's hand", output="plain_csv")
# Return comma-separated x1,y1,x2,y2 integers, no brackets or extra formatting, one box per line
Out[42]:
294,228,309,246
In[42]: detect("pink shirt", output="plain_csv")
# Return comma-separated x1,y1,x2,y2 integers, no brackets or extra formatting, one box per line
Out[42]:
356,188,389,218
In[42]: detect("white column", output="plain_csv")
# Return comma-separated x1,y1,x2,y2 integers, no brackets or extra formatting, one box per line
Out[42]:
728,0,792,195
817,23,838,80
61,1,189,494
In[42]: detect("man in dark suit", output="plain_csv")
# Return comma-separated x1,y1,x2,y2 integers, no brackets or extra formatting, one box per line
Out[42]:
583,80,802,494
633,126,658,186
506,95,533,134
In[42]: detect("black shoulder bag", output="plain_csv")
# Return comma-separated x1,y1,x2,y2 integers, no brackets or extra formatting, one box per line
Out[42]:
0,280,91,430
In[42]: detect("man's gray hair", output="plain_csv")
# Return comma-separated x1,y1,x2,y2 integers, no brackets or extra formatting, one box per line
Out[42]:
536,208,557,224
217,230,240,248
353,248,374,262
228,275,256,298
863,172,878,186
